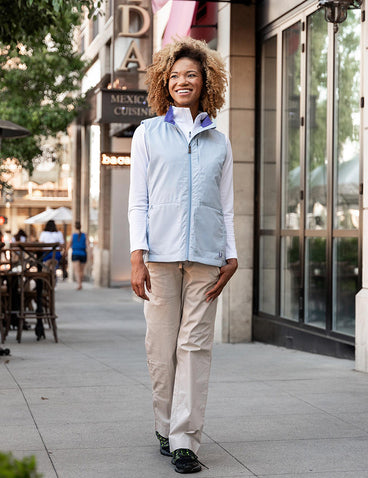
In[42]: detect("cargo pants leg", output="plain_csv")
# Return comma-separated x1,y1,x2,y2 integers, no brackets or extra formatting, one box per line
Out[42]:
144,261,219,454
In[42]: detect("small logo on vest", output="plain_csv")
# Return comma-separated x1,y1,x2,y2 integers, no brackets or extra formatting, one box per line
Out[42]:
218,251,223,258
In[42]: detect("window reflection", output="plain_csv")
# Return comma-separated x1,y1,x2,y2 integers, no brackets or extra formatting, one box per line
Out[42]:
306,10,328,230
260,36,277,230
280,236,300,321
305,237,327,329
282,22,301,230
259,236,276,314
333,238,358,336
334,10,360,230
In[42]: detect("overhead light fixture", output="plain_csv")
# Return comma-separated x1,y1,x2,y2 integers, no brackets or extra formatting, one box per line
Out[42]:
318,0,362,32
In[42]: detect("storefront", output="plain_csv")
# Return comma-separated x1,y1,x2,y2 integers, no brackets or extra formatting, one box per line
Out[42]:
254,0,362,359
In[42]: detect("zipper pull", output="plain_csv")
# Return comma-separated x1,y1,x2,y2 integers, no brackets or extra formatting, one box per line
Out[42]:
188,144,191,154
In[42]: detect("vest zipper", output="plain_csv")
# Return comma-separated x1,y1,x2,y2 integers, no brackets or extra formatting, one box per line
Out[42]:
187,131,192,259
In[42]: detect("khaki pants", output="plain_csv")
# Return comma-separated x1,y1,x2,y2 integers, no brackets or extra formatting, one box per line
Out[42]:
144,261,219,454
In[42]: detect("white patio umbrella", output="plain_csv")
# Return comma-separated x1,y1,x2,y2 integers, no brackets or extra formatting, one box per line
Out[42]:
25,207,72,224
24,208,56,224
50,207,73,223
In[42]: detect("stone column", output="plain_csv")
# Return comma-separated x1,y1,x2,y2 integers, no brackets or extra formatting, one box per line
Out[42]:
215,2,256,342
95,123,111,287
80,125,90,235
70,122,82,223
356,0,368,372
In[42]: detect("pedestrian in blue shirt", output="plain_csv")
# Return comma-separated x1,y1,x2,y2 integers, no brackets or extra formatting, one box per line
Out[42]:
67,221,88,290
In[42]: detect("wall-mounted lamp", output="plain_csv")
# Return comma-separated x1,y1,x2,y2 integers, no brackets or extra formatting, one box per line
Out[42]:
318,0,362,32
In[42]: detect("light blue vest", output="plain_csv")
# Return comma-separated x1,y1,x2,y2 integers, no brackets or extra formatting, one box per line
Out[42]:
143,106,228,267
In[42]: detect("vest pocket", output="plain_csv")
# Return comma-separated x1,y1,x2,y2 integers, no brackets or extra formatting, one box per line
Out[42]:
192,205,226,260
147,203,183,256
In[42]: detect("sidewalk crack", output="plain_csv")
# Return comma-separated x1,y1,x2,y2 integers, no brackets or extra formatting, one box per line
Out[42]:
4,362,59,478
202,432,259,477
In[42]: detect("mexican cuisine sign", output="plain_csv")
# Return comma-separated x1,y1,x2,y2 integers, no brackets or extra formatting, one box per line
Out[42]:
96,88,154,124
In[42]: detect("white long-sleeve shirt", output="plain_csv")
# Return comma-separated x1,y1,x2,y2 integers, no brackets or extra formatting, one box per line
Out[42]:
129,106,237,260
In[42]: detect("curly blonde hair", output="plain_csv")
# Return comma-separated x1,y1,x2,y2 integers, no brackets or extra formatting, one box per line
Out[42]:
146,37,228,118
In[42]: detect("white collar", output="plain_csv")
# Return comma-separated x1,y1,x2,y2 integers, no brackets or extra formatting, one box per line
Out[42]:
172,106,207,125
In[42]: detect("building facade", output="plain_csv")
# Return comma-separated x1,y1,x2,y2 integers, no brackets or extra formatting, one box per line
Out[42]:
0,134,72,241
71,0,368,370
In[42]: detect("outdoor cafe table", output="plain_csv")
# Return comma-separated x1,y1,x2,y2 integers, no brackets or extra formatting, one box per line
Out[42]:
1,242,59,342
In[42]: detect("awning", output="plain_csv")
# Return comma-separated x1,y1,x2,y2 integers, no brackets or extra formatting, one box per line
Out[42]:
163,1,198,45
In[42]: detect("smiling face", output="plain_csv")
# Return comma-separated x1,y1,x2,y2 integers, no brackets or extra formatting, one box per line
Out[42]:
168,57,204,118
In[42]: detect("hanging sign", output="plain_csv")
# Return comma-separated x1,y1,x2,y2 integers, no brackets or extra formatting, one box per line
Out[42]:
96,89,154,124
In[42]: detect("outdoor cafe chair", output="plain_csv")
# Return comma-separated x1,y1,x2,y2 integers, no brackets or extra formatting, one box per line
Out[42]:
10,242,59,343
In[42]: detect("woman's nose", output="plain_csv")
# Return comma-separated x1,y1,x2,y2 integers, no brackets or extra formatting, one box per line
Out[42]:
177,75,188,85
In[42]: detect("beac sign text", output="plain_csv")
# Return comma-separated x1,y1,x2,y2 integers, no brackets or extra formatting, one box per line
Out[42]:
101,153,131,166
96,89,154,124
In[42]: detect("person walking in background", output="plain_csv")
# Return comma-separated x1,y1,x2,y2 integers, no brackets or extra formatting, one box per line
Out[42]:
39,219,64,268
67,221,88,290
129,38,238,474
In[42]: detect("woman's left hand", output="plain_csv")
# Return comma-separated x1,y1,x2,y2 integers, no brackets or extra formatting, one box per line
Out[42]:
205,258,238,302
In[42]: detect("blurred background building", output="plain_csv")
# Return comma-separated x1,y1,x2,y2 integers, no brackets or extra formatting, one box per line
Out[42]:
68,0,368,369
0,132,72,240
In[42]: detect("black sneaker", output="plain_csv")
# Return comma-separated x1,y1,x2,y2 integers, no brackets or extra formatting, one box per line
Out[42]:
156,431,172,456
171,448,201,474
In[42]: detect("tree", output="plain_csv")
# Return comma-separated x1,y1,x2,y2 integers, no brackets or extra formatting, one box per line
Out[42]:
0,3,93,172
0,0,101,46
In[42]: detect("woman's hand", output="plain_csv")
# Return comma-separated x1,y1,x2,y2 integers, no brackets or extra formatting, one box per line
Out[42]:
131,250,151,300
205,258,238,302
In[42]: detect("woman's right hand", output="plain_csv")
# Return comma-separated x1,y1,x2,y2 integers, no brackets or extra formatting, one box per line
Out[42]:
130,250,151,300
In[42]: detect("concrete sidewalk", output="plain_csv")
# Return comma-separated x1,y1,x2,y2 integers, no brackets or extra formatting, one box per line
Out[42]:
1,281,368,478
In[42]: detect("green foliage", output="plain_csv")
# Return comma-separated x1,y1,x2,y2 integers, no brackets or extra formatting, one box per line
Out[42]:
0,4,89,172
0,0,102,46
307,9,328,171
0,451,42,477
308,237,326,264
337,237,358,264
335,11,361,156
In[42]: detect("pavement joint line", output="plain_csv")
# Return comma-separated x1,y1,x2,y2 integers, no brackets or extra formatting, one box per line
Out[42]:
282,390,368,436
255,470,368,476
57,339,152,391
208,435,368,444
4,362,59,478
202,432,259,477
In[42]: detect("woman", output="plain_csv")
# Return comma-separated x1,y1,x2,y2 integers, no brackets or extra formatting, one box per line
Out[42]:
13,229,27,243
67,221,88,290
39,219,64,266
129,38,238,474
